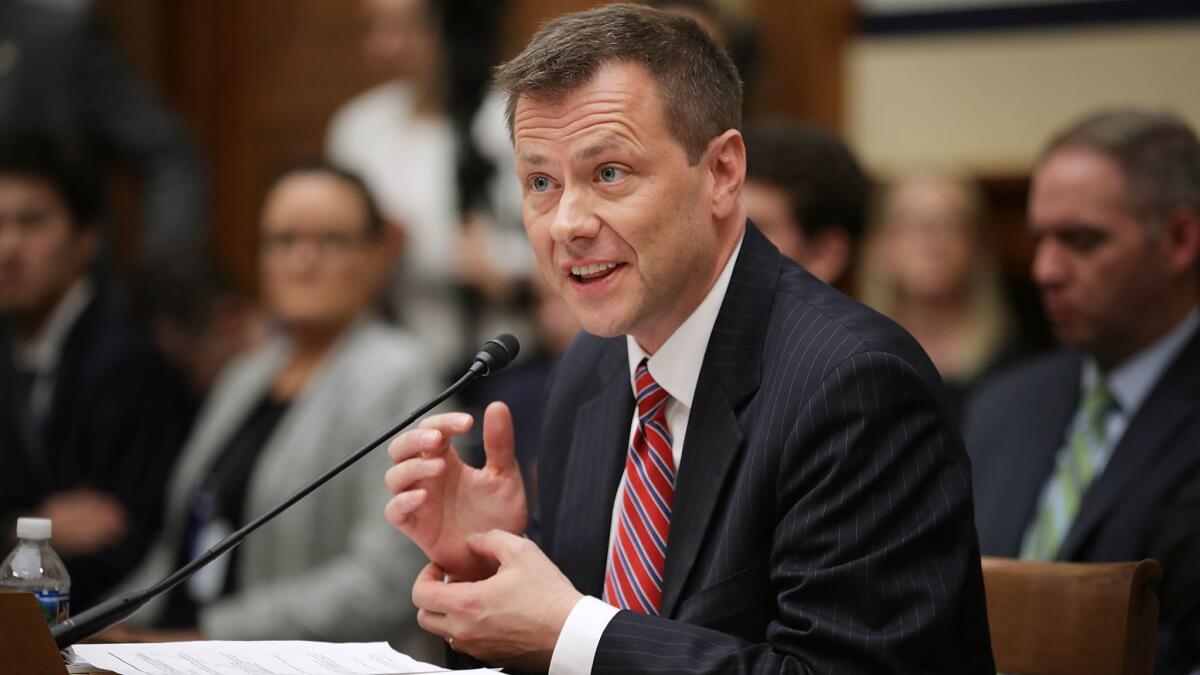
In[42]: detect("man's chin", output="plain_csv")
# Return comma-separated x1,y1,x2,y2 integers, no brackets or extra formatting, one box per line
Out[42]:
572,310,632,340
1049,323,1096,352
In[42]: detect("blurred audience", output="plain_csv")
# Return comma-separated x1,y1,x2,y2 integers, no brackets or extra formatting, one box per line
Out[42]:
130,257,266,400
860,171,1022,421
114,164,437,656
0,0,207,266
743,119,870,287
0,134,193,609
964,109,1200,674
326,0,530,378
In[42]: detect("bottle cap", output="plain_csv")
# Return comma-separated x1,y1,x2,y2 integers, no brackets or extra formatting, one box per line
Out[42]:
16,517,52,540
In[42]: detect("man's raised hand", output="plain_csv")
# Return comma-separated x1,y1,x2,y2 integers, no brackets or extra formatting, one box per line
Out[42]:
384,401,528,580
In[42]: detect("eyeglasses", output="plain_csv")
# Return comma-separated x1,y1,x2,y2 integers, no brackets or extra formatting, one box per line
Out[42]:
260,230,373,257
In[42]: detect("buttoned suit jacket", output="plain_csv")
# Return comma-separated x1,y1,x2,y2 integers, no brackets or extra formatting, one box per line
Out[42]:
535,225,995,674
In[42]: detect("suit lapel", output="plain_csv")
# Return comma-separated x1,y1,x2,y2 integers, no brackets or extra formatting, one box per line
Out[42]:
555,342,632,598
659,225,774,617
1059,329,1200,559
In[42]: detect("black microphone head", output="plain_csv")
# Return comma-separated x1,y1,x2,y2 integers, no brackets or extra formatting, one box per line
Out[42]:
472,333,520,376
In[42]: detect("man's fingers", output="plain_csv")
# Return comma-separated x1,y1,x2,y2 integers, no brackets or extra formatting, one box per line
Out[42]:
412,563,470,614
384,489,427,525
418,412,475,434
466,529,530,565
387,412,474,463
482,402,519,474
416,607,451,639
384,457,445,494
387,429,450,463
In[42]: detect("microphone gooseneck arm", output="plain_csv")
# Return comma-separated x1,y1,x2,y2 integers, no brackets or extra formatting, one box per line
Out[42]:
51,334,520,649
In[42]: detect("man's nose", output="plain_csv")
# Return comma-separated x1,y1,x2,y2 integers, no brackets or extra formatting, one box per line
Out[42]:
1032,239,1067,288
549,184,601,244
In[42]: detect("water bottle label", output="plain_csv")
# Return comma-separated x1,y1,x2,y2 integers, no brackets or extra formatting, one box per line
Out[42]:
33,588,69,624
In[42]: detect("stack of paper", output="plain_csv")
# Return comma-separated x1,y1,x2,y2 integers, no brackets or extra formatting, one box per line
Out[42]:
70,640,498,675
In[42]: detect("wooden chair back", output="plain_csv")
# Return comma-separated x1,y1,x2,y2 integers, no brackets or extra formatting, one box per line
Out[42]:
981,556,1161,675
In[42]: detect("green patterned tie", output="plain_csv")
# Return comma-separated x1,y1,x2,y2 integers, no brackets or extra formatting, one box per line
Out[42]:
1020,378,1117,561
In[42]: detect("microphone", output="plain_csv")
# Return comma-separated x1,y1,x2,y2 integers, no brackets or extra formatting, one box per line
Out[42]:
469,333,520,376
51,334,521,649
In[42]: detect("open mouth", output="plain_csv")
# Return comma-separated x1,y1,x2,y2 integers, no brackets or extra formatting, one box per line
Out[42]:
569,262,623,284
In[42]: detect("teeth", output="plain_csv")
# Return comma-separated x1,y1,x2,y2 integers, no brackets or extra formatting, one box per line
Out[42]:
571,262,617,276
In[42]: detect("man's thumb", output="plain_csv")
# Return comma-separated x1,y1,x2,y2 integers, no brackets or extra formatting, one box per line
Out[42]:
466,529,526,565
482,401,518,473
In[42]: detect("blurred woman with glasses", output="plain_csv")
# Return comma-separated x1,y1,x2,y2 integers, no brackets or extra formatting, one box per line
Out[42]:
110,163,439,659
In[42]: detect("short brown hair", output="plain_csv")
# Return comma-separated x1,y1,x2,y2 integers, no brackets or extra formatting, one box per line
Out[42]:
744,120,871,244
493,3,742,164
1041,108,1200,228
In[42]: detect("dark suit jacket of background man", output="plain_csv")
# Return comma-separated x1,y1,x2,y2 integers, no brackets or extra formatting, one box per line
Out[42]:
534,225,994,674
965,329,1200,673
0,292,194,608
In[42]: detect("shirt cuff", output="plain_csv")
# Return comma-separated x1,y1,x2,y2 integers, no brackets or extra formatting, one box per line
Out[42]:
548,596,620,675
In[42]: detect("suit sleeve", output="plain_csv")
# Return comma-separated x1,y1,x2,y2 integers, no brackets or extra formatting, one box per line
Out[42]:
591,351,993,674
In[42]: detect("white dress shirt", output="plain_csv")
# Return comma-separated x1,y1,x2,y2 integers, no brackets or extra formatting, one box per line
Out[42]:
12,278,94,422
548,233,744,675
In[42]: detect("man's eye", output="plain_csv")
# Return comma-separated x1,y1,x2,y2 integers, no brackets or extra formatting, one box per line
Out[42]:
529,175,552,193
1061,229,1106,253
597,166,624,183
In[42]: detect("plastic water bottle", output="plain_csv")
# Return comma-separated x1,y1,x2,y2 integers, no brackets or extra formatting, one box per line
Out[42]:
0,517,71,624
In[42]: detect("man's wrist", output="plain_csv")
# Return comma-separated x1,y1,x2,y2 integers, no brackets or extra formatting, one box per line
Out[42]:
547,596,620,675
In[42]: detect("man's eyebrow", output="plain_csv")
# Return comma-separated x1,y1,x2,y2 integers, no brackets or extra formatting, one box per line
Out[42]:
579,138,627,161
518,152,546,166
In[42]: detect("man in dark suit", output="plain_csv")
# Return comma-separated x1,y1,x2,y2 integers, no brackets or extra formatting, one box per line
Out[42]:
964,109,1200,673
0,136,194,608
383,5,994,673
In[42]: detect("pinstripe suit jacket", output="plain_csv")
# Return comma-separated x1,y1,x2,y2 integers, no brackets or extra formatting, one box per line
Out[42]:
536,225,995,674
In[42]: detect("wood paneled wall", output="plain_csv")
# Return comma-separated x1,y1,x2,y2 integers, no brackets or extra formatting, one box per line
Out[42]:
99,0,852,289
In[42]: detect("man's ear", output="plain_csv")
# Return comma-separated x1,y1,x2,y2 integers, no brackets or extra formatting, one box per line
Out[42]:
1162,205,1200,276
707,129,745,221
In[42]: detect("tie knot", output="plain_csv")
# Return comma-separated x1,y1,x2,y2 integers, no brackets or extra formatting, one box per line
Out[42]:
634,359,670,421
1082,377,1117,417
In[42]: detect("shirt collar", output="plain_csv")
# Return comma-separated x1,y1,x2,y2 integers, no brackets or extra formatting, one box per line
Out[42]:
1081,305,1200,415
14,278,94,374
626,233,744,410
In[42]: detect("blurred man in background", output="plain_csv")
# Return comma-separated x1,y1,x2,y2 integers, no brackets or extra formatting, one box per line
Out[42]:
742,120,869,287
965,108,1200,674
0,135,193,608
0,0,207,266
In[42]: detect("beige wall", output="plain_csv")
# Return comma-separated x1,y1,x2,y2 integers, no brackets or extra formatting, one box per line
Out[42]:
846,22,1200,175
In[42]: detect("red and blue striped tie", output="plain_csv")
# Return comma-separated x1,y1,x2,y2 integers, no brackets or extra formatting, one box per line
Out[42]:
603,358,675,615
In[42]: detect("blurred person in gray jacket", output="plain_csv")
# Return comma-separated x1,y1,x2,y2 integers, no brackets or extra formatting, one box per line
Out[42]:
112,163,437,658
